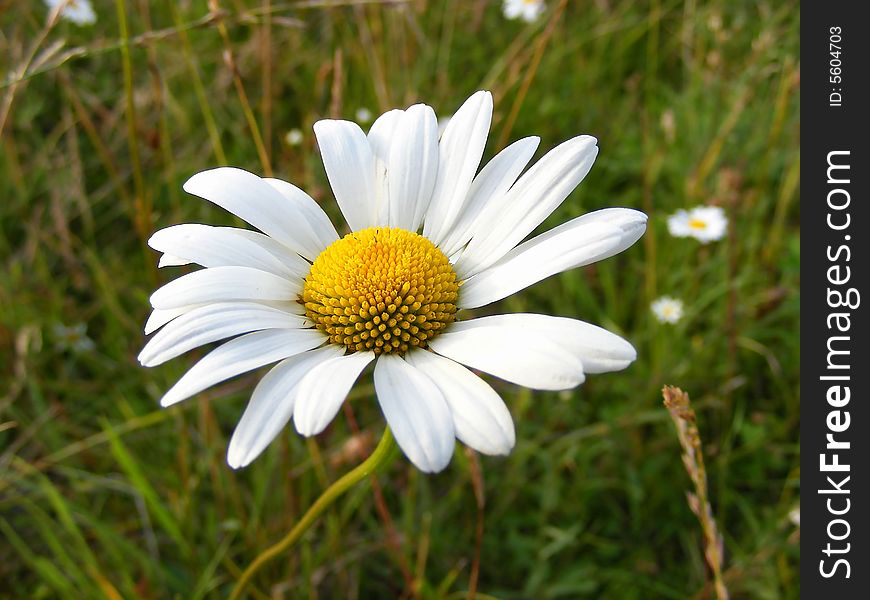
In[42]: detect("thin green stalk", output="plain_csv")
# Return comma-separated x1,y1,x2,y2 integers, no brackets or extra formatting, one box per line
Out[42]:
259,0,273,163
229,427,396,600
495,0,567,151
210,0,273,176
115,0,154,283
0,0,64,137
169,1,228,165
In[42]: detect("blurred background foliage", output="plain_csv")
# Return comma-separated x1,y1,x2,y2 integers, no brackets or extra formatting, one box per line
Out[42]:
0,0,799,598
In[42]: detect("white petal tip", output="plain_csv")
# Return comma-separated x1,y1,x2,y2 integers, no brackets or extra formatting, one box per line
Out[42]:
414,454,453,474
471,436,515,457
293,423,318,438
413,442,455,473
624,213,648,241
312,119,351,136
470,89,493,106
137,349,161,368
487,445,514,457
226,450,248,470
181,169,212,194
159,389,186,408
137,345,156,366
182,166,248,195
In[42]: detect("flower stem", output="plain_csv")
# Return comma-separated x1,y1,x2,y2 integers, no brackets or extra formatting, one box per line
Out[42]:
229,427,396,600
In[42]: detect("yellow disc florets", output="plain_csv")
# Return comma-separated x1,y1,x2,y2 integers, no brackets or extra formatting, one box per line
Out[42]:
302,227,459,355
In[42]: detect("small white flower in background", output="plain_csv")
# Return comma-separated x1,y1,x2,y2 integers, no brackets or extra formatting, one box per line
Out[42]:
45,0,96,26
141,90,647,473
355,108,373,124
660,109,676,143
502,0,546,23
667,205,727,243
651,296,684,324
284,129,304,146
788,506,800,527
53,323,96,353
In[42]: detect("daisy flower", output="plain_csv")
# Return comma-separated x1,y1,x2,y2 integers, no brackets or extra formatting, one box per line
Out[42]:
788,506,800,528
285,128,304,146
355,108,373,124
45,0,96,26
667,205,727,243
651,296,684,324
54,322,96,353
140,91,647,473
502,0,546,23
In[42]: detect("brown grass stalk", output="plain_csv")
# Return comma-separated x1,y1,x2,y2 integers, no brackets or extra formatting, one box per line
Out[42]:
209,0,274,176
495,0,568,151
662,386,729,600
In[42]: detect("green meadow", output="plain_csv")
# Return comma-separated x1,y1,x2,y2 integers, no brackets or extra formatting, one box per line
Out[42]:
0,1,799,598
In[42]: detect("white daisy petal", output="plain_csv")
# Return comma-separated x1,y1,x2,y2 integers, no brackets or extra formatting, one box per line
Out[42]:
405,350,515,456
144,299,306,337
456,135,599,277
182,167,329,260
387,104,439,231
148,224,309,279
268,300,307,316
438,136,540,257
139,302,308,367
224,229,314,277
459,208,647,308
159,329,325,407
428,316,584,390
263,178,340,255
293,351,376,436
149,266,300,310
423,91,492,245
374,354,455,473
533,316,637,374
227,346,343,469
368,109,405,225
158,253,189,268
429,314,635,389
144,305,202,335
313,119,377,232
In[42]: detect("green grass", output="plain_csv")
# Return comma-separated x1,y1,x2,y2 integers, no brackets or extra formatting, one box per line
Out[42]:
0,1,799,598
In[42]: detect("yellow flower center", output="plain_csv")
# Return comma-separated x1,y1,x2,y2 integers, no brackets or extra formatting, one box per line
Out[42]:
302,227,459,355
688,218,708,230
